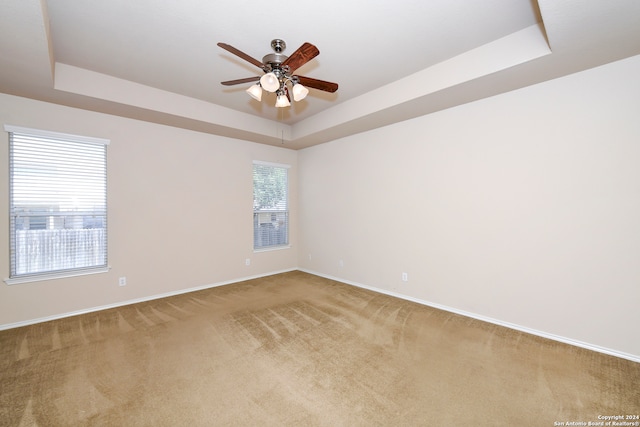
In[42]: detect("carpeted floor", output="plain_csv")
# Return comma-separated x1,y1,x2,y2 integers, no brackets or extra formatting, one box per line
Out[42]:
0,271,638,426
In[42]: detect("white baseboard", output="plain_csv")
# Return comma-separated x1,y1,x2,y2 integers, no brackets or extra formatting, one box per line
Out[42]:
3,267,639,364
0,268,297,331
298,268,640,364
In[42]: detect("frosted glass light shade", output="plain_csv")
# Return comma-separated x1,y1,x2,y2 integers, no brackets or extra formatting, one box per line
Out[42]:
246,84,262,101
292,83,309,101
260,72,280,92
275,93,291,108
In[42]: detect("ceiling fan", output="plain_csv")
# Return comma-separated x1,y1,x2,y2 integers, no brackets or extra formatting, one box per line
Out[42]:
217,39,338,108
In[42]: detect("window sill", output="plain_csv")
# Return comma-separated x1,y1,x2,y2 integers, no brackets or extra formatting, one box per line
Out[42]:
4,266,111,285
253,245,291,253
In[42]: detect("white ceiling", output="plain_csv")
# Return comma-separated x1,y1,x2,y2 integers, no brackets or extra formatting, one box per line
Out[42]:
1,1,639,149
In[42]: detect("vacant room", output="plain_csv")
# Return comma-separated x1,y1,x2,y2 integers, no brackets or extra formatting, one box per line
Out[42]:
1,0,639,425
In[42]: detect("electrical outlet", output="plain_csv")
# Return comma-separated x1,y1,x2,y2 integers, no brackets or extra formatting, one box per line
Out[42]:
339,259,344,268
401,272,408,282
119,277,127,286
245,258,251,266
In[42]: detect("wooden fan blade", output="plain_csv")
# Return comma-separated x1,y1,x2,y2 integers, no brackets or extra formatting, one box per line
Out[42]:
217,43,264,68
296,75,339,93
281,42,319,73
221,77,260,86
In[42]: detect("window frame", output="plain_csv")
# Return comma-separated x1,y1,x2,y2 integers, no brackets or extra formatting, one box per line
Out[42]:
4,125,110,285
253,160,290,251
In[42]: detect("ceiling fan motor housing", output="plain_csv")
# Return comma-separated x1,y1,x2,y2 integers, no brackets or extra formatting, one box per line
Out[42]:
262,53,288,69
262,39,289,72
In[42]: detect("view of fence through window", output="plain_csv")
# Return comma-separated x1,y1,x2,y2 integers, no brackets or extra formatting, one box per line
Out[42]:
253,162,289,249
7,126,108,278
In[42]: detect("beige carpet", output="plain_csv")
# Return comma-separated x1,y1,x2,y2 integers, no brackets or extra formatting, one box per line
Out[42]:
0,271,638,426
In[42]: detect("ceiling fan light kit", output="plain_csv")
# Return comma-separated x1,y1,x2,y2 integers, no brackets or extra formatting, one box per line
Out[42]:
275,91,291,107
259,72,280,92
292,82,309,102
246,84,262,101
218,39,338,108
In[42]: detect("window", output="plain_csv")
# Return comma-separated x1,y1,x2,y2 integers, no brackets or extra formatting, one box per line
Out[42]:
253,161,289,250
5,125,109,284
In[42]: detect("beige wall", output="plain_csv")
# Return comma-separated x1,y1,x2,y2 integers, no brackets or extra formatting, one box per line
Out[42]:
1,54,639,360
0,94,298,326
298,55,640,359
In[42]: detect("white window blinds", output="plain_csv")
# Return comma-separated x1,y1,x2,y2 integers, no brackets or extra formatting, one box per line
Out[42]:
5,125,109,282
253,161,289,250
